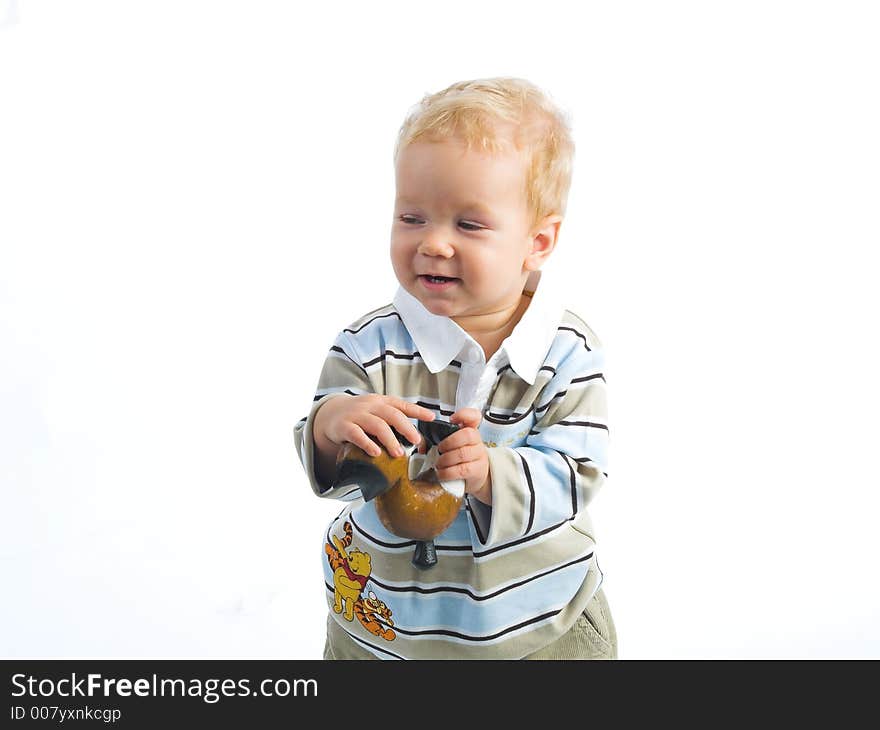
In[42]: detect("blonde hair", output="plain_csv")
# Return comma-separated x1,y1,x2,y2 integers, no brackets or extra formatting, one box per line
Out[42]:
393,77,575,230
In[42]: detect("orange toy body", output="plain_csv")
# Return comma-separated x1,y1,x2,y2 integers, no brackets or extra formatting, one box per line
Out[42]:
333,420,463,568
335,442,463,541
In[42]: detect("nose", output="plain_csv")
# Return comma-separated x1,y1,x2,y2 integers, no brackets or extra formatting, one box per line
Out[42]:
417,228,455,258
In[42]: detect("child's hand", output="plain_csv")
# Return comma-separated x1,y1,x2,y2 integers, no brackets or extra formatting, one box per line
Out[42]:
315,394,436,459
435,408,492,505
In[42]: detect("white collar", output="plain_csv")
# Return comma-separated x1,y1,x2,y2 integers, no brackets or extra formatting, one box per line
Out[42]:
392,267,565,385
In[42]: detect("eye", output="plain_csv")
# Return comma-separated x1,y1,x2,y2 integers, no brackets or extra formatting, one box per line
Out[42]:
398,215,422,225
459,221,483,231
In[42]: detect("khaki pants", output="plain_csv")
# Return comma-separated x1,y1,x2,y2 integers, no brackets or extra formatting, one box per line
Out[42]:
323,586,618,660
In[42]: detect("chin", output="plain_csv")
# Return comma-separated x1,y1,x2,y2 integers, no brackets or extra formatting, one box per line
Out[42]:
407,293,455,318
419,299,458,317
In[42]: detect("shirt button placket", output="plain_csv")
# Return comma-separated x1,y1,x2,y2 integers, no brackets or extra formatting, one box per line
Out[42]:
456,344,485,410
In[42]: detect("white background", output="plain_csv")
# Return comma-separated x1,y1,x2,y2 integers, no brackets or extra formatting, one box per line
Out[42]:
1,0,878,659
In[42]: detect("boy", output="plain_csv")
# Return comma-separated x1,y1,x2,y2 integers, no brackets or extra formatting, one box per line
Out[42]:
294,77,616,659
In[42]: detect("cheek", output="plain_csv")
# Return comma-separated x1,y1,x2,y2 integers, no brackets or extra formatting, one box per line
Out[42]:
463,248,508,284
389,238,410,267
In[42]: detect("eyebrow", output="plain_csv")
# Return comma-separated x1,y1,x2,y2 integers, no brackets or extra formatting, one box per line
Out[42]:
395,197,495,216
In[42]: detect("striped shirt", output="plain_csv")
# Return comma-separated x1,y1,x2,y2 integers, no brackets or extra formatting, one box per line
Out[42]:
293,270,610,659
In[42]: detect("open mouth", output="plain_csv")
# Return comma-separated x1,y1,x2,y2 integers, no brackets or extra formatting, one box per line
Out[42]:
419,274,461,292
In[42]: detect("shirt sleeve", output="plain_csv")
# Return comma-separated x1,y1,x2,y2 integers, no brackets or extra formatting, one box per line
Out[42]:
467,341,609,548
293,330,377,500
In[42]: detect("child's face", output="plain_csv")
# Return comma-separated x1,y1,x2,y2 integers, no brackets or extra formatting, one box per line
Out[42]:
391,136,548,323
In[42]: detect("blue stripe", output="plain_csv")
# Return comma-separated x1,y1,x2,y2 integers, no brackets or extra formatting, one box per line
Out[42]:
323,557,592,639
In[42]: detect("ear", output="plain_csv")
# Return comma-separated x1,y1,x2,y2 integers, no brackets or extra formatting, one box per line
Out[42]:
524,214,562,272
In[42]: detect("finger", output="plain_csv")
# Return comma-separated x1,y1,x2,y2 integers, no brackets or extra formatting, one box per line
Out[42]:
375,404,423,447
450,407,482,429
387,397,437,423
437,427,481,453
341,423,383,458
435,444,483,470
436,462,472,483
358,414,405,457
